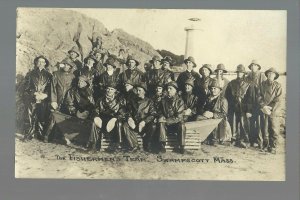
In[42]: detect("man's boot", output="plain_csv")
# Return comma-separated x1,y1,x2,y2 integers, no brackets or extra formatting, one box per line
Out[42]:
179,145,185,154
160,142,166,153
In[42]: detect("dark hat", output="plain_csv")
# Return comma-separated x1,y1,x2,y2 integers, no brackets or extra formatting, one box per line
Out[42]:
126,55,140,66
84,55,97,64
236,64,246,73
265,67,279,80
68,46,80,57
60,58,76,69
124,79,134,86
78,75,89,83
248,60,261,70
185,79,194,87
199,64,213,74
156,82,164,88
215,63,228,73
106,81,118,89
162,56,173,66
93,49,105,56
209,80,223,90
184,56,197,67
166,81,178,90
104,57,116,68
34,55,50,68
135,82,148,92
150,55,161,64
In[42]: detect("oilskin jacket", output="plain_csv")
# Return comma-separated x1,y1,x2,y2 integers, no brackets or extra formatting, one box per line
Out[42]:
127,97,156,124
94,71,119,98
119,68,144,86
176,70,201,94
195,76,214,103
74,66,100,88
144,69,172,96
158,94,185,124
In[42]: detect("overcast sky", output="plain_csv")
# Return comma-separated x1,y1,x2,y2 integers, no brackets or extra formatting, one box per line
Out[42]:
69,8,286,72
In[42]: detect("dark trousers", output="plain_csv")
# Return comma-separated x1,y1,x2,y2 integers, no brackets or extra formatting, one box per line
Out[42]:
159,122,186,146
260,113,279,149
245,112,262,146
228,109,249,142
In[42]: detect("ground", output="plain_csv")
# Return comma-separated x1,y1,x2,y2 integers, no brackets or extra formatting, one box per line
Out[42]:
15,133,285,181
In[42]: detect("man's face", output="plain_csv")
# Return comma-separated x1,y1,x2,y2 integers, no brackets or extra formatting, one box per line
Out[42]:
95,53,102,61
128,60,136,70
156,86,163,95
125,83,134,92
237,72,245,79
210,87,221,96
36,58,46,69
217,70,223,76
136,87,145,98
163,62,170,70
167,86,177,97
185,61,194,71
63,64,71,72
87,59,95,68
201,68,210,77
106,87,116,96
78,79,87,88
267,72,276,81
106,64,114,72
251,64,259,72
153,60,161,69
185,84,193,92
69,52,78,59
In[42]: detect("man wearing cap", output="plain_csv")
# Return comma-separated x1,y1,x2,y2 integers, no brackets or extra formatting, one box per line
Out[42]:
93,49,106,75
157,81,186,154
182,79,199,122
257,67,282,154
86,81,126,152
162,56,175,82
94,57,119,102
119,55,144,93
176,56,201,95
123,82,157,152
213,63,230,96
198,80,229,145
50,58,76,113
243,60,267,148
196,64,214,107
225,64,250,148
144,55,172,97
67,46,83,71
43,75,95,144
22,56,52,141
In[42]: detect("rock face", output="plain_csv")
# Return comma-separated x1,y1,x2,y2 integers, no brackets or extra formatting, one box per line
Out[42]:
16,8,161,75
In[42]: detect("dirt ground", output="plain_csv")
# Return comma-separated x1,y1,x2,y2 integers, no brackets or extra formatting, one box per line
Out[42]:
15,133,285,181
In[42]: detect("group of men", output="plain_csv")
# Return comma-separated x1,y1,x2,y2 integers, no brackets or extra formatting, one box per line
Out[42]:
21,45,283,154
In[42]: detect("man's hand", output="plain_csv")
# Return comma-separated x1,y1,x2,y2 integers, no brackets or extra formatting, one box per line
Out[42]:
138,121,146,133
183,108,192,116
203,111,214,119
94,117,102,128
106,118,117,132
158,116,166,123
51,102,58,110
77,110,89,119
128,117,136,129
262,106,272,115
246,112,252,118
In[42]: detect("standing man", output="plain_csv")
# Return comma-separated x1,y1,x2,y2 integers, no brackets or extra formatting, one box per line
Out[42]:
176,56,201,95
213,63,230,96
161,56,175,82
181,79,199,122
196,64,214,107
23,56,52,140
50,58,76,112
225,64,249,147
93,49,106,75
157,81,186,154
67,46,82,71
243,60,266,148
257,67,282,154
123,83,157,152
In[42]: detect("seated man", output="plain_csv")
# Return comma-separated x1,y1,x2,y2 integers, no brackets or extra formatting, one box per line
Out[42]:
197,80,229,145
157,81,186,154
43,75,95,144
181,79,199,122
86,81,126,152
123,82,157,152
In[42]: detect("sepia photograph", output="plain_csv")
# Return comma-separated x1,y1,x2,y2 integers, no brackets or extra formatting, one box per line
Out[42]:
15,7,286,180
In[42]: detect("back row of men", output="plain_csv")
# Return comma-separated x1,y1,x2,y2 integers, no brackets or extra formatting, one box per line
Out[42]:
21,45,282,154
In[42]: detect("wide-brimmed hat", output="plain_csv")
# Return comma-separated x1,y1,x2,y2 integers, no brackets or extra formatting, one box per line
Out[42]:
185,79,194,87
209,80,223,90
124,79,134,86
184,56,197,67
93,49,105,57
199,64,213,74
34,55,50,68
265,67,279,80
214,63,228,73
166,81,178,90
162,56,173,66
236,64,246,73
135,82,148,92
248,60,261,70
84,55,97,64
106,80,118,89
149,55,161,64
78,75,89,83
126,55,140,66
68,46,80,57
104,57,116,68
60,58,76,69
156,82,164,88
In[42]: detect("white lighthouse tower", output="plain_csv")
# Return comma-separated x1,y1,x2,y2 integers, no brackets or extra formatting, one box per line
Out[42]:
184,18,202,60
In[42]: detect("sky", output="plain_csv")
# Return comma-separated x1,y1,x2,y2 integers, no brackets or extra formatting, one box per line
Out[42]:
69,8,286,72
